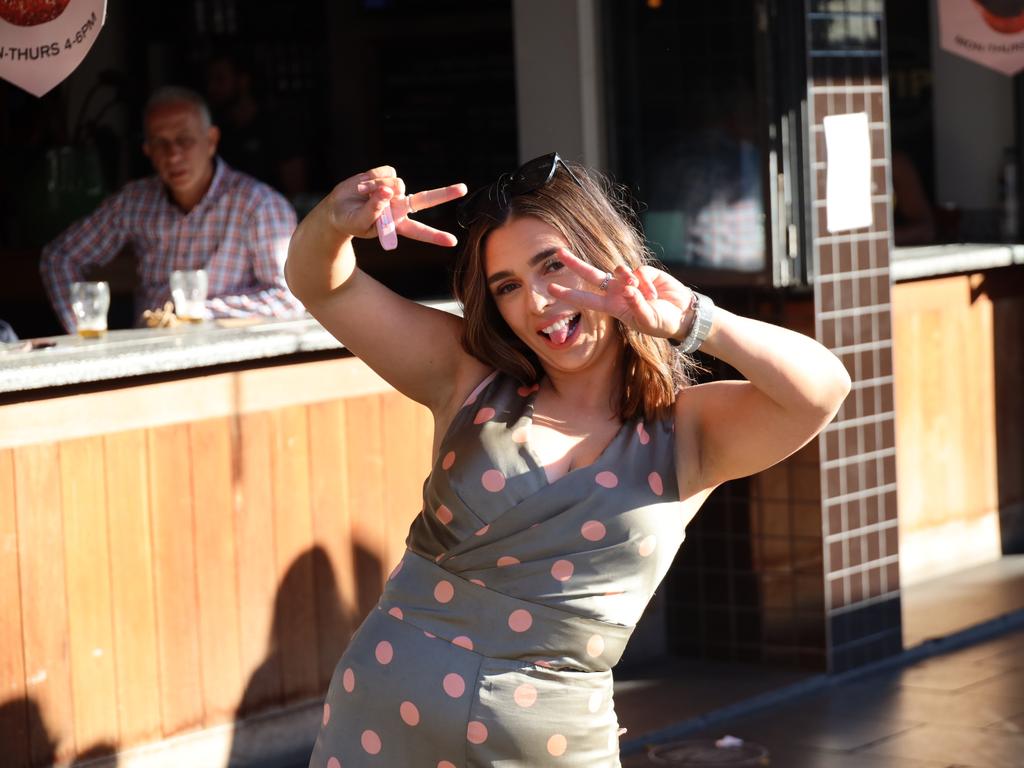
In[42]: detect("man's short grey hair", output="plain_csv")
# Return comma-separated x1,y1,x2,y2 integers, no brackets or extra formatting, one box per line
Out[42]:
144,86,213,129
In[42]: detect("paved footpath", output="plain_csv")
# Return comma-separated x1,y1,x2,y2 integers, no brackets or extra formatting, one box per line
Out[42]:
621,625,1024,767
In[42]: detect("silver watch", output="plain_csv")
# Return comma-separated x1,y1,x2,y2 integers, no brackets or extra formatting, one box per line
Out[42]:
677,291,716,354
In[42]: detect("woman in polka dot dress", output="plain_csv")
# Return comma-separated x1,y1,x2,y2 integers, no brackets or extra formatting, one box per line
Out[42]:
285,154,851,766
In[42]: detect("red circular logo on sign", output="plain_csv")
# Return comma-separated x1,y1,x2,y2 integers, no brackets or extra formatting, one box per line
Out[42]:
0,0,72,27
974,0,1024,34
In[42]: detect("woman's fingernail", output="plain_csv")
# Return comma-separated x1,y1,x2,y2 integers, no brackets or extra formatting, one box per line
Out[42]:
356,182,370,193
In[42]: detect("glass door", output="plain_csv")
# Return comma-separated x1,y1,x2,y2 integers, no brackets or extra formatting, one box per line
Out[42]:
604,0,809,287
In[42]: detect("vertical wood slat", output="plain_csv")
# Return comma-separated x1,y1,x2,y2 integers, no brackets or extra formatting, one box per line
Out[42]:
104,430,161,746
59,437,118,753
147,425,202,736
14,443,74,764
380,393,431,572
190,418,242,725
270,406,319,705
307,401,356,689
0,449,30,768
235,412,280,715
345,396,388,621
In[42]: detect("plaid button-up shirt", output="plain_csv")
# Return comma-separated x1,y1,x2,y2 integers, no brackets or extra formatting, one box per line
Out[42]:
41,158,305,331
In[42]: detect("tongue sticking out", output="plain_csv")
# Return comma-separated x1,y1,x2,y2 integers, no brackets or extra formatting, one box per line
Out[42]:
550,323,571,345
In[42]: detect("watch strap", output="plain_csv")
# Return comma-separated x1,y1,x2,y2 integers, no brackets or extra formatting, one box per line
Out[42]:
676,291,716,354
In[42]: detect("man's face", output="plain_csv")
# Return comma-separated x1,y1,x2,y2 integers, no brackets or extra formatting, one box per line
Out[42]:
142,101,219,202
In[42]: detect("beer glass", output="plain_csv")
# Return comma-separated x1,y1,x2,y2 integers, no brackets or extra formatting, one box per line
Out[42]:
170,269,208,323
70,281,110,338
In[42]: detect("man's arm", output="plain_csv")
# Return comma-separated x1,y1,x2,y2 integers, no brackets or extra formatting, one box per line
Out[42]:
40,194,128,332
206,194,305,319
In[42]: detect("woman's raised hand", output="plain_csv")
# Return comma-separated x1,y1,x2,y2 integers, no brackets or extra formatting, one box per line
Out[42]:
548,250,694,342
328,165,467,247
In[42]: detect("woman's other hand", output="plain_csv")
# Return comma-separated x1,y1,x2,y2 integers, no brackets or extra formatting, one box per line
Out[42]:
328,165,467,247
547,250,693,342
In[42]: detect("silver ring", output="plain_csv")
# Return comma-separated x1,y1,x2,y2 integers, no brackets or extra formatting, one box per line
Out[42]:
406,193,416,214
598,272,612,291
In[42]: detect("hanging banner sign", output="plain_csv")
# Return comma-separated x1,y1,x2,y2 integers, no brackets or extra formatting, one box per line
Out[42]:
939,0,1024,76
0,0,107,97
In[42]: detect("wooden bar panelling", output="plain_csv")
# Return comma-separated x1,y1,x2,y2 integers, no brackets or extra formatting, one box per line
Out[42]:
345,395,389,620
13,443,74,764
146,425,203,735
59,437,118,752
103,430,161,746
0,353,445,763
0,448,30,768
893,274,1003,583
893,277,999,529
307,400,357,689
190,418,243,725
235,412,281,716
270,406,319,705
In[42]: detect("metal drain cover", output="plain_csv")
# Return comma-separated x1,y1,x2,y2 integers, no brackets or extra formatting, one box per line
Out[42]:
647,738,769,766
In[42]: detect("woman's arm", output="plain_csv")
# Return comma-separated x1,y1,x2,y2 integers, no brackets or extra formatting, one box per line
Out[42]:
284,166,485,411
675,309,851,492
546,250,850,493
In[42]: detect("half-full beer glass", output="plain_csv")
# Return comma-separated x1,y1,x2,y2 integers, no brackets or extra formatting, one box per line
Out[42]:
70,281,110,338
170,269,208,323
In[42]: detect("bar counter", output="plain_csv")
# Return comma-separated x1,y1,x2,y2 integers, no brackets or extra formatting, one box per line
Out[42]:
890,244,1024,587
0,300,459,396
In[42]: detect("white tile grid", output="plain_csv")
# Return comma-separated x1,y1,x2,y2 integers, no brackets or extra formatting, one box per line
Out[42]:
822,445,894,471
823,481,897,508
811,159,888,171
810,85,885,95
823,407,892,430
810,62,898,623
819,302,890,324
832,538,897,577
813,231,888,249
811,193,891,209
827,580,899,615
825,515,898,547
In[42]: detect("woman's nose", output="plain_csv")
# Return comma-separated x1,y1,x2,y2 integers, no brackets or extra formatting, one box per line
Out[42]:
528,283,552,312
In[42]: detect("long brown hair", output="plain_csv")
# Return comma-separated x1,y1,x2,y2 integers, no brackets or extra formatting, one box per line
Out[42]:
453,161,698,423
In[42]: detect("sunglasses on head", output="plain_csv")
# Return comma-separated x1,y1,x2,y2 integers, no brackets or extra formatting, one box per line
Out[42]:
456,152,584,229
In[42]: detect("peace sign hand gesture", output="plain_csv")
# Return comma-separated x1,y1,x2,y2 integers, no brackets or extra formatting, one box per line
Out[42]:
328,165,468,247
547,250,694,342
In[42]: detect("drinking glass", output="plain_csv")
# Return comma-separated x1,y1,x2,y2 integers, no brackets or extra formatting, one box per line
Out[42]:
70,281,110,338
170,269,208,323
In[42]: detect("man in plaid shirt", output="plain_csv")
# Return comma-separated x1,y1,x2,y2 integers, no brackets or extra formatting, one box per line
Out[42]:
41,86,305,332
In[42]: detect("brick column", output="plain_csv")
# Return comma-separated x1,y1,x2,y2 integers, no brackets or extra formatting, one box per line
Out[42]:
806,0,902,672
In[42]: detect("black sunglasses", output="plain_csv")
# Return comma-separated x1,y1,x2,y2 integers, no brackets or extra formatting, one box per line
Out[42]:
456,152,584,229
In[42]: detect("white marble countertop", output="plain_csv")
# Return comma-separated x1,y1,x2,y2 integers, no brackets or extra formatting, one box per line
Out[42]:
891,243,1024,281
0,300,460,395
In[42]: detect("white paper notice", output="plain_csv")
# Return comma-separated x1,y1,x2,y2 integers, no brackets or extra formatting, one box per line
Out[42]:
824,112,873,233
0,0,107,97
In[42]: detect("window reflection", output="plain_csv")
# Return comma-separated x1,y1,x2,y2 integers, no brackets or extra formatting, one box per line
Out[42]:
646,87,765,271
608,0,767,273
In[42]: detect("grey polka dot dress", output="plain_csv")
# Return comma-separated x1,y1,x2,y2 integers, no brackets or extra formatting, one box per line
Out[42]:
309,371,684,767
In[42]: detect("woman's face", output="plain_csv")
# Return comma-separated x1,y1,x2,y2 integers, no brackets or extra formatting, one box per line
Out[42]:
483,216,618,377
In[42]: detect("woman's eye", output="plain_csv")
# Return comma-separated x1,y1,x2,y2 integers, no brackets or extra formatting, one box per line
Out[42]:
544,259,564,273
495,282,517,296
